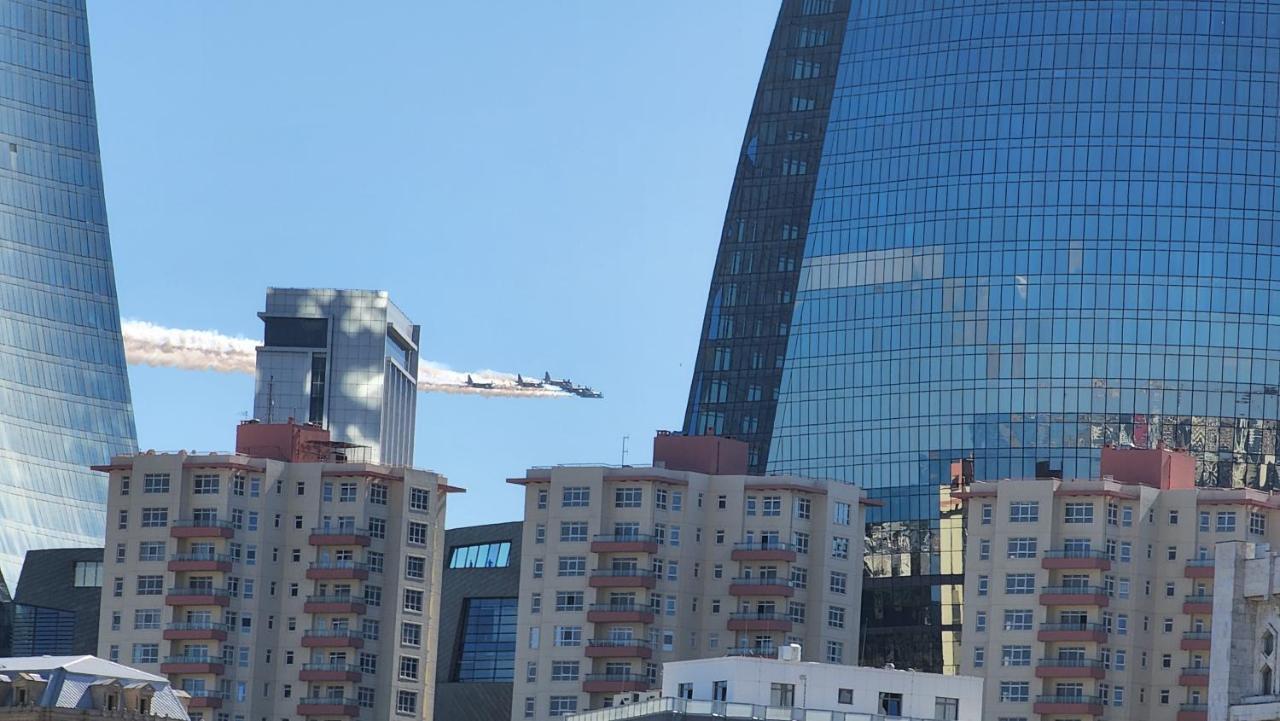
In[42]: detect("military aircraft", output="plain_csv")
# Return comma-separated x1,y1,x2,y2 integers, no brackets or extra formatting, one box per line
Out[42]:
542,372,574,391
466,375,495,389
515,374,543,388
572,386,603,399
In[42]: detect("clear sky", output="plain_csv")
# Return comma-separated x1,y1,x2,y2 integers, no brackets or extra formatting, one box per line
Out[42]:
87,1,780,528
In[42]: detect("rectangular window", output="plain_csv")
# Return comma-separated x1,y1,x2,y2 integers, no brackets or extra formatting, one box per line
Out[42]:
407,521,428,546
1217,512,1238,532
448,542,511,568
980,503,993,524
138,542,165,562
554,626,582,647
1003,609,1034,631
339,482,357,502
140,508,168,528
1001,645,1032,666
1007,537,1037,558
795,497,811,519
555,591,584,612
551,661,579,681
400,622,422,648
74,561,103,587
135,575,163,595
827,605,845,629
398,656,420,681
131,643,159,664
192,474,220,495
559,522,588,542
143,474,170,494
1252,512,1268,535
999,682,1029,703
833,501,851,525
134,609,161,630
370,484,388,506
831,537,849,559
829,571,847,594
562,487,590,507
403,589,424,613
549,696,578,717
1064,502,1094,523
396,690,417,715
405,555,425,580
762,496,782,516
1005,574,1036,594
1009,502,1039,522
557,556,586,576
655,488,669,510
615,488,642,508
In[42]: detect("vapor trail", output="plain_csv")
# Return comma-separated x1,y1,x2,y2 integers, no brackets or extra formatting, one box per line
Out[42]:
121,320,570,398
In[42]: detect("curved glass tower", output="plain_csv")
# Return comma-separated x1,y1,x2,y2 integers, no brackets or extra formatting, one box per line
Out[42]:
689,0,1280,671
0,0,138,582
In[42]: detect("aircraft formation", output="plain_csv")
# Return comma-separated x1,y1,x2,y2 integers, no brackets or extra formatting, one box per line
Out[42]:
465,372,603,398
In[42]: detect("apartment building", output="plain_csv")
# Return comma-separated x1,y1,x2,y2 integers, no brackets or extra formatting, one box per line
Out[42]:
95,420,455,721
509,433,866,720
959,446,1280,721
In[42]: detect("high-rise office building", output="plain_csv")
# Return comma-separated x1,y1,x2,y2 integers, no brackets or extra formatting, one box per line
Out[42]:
254,288,420,466
0,0,138,582
686,0,1280,671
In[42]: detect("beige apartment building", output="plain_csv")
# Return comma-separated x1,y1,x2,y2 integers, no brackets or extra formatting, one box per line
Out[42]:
958,445,1280,721
95,420,455,721
508,433,867,720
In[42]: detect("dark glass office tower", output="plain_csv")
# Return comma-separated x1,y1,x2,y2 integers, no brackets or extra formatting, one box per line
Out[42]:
0,0,138,581
689,0,1280,672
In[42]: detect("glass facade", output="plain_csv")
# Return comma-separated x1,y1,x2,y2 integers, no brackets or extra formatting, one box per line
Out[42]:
690,0,1280,672
0,0,138,583
452,597,517,682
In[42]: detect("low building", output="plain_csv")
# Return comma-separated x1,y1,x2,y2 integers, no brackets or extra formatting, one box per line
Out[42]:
565,646,983,721
94,419,456,721
0,654,190,720
1208,541,1280,721
510,432,869,720
11,549,105,656
434,521,523,721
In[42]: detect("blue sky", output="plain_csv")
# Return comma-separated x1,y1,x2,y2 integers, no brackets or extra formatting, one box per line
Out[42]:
88,1,780,528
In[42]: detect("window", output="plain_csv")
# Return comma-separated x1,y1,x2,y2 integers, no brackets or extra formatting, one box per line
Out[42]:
396,690,417,715
833,501,851,525
134,609,161,630
935,697,959,721
398,656,420,681
551,661,579,681
534,524,546,543
74,561,103,587
980,503,993,524
1200,511,1211,531
562,487,590,507
770,683,796,707
555,591,584,612
131,643,159,664
655,488,669,510
117,510,127,529
400,622,422,648
615,488,642,507
405,556,425,580
532,559,543,578
1009,502,1038,522
448,542,511,568
1007,537,1037,558
831,536,849,559
746,497,757,515
140,508,168,528
362,618,379,640
825,640,843,663
827,605,845,629
1003,610,1034,631
795,497,811,519
135,576,163,595
762,496,782,516
791,567,807,589
1218,512,1238,532
794,532,809,554
1252,512,1267,535
368,518,386,539
536,488,547,509
1168,546,1178,560
878,692,903,716
973,647,984,667
1169,510,1180,524
192,474,220,495
838,689,853,705
1005,574,1035,594
788,601,806,623
403,589,424,613
554,626,581,647
560,522,588,542
1120,542,1133,562
455,598,516,680
830,571,847,594
143,474,170,493
339,482,357,502
977,575,989,596
974,612,987,632
549,697,578,717
120,477,130,495
1064,502,1094,523
366,550,383,573
403,522,428,547
999,682,1029,703
978,539,990,560
557,556,586,576
1001,645,1031,666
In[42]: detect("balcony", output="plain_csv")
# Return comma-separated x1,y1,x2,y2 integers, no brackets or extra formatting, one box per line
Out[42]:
730,541,797,562
305,560,370,581
159,656,224,675
1181,631,1212,651
586,603,654,624
300,628,366,649
1179,666,1210,686
163,622,230,641
1177,703,1209,721
184,691,228,710
1039,585,1109,606
170,519,234,539
726,647,778,658
728,577,795,597
299,662,363,682
1037,622,1108,643
304,595,368,615
1035,657,1105,679
582,672,652,694
588,569,657,589
590,534,659,554
726,611,793,632
1183,593,1214,615
168,552,234,573
1041,548,1111,571
1033,695,1104,715
165,586,230,607
297,697,360,717
1185,558,1215,578
584,639,652,659
308,527,371,547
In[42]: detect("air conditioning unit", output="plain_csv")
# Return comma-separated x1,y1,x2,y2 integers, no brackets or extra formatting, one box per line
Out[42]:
778,643,803,662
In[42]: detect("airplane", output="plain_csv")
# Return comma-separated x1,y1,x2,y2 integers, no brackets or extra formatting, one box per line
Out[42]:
543,372,575,391
516,374,543,388
572,386,603,399
466,374,495,389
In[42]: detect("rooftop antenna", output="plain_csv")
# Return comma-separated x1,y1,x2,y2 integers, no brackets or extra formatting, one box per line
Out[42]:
621,435,630,466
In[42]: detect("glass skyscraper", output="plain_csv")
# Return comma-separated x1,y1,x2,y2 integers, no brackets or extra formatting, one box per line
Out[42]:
0,0,138,582
688,0,1280,671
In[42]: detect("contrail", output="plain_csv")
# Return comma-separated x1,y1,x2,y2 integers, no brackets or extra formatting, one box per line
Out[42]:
121,320,570,398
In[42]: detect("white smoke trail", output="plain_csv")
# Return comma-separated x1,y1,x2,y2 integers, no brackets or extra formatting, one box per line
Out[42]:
120,320,571,399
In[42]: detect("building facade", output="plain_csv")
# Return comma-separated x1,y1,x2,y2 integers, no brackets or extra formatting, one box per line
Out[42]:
509,433,866,720
0,655,190,721
434,521,523,721
0,0,138,583
957,447,1280,721
254,288,420,466
8,548,104,655
94,420,452,721
1207,541,1280,721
